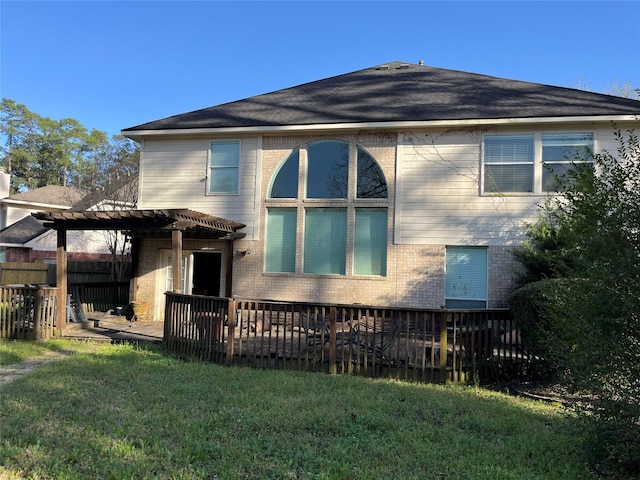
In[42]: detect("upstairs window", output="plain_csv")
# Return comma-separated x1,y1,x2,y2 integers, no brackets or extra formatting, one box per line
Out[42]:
542,133,594,191
208,140,240,194
483,132,594,194
484,134,534,193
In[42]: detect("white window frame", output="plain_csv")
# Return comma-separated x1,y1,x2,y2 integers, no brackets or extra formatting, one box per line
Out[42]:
207,139,241,195
482,131,595,195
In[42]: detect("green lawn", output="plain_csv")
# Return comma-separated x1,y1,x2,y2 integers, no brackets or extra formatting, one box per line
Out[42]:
0,338,99,367
0,340,594,480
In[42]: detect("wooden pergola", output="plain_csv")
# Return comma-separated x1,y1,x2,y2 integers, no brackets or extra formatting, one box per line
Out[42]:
33,209,246,334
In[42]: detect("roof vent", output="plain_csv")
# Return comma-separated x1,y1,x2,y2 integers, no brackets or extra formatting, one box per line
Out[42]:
376,64,390,70
418,59,425,66
397,63,410,69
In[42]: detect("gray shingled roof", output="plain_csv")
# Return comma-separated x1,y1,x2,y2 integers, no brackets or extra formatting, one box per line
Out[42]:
0,215,49,245
5,185,86,207
123,61,640,132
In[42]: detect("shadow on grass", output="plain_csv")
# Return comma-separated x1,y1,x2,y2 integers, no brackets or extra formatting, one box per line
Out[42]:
0,341,595,480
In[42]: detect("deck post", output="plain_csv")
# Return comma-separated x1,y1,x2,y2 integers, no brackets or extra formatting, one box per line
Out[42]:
439,311,448,383
329,307,337,374
226,300,237,365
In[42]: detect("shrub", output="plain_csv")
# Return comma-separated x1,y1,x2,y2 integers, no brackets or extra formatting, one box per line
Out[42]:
510,127,640,477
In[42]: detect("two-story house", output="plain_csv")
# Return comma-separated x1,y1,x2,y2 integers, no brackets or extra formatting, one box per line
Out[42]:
119,61,640,320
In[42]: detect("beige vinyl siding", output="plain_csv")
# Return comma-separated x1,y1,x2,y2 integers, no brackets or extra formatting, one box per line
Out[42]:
138,137,260,238
395,124,635,246
396,128,540,246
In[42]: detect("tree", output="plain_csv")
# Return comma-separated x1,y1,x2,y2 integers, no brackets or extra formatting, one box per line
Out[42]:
0,98,139,193
509,127,640,476
576,77,640,100
0,98,141,285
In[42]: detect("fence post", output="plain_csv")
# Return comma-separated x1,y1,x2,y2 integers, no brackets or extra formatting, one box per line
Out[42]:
329,307,337,375
33,289,42,341
226,300,236,365
439,311,448,383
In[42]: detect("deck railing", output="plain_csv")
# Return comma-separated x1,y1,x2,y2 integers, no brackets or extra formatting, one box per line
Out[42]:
164,293,526,384
0,286,57,340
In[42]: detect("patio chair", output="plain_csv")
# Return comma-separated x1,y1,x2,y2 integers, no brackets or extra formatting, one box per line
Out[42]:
301,312,356,346
349,318,399,362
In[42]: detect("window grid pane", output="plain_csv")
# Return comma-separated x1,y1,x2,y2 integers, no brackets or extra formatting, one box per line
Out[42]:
270,149,299,198
485,135,534,164
354,209,387,276
484,165,533,193
306,140,349,199
208,167,238,193
304,209,347,274
357,147,388,198
266,209,297,273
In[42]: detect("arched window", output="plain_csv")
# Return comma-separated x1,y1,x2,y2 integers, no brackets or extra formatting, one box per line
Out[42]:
357,146,387,198
306,140,349,198
270,148,299,199
266,140,388,276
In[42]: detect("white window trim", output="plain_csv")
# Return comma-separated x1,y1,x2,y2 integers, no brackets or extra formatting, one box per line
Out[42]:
206,139,241,195
481,131,595,196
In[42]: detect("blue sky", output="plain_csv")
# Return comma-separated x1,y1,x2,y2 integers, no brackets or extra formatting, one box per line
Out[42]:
2,1,639,137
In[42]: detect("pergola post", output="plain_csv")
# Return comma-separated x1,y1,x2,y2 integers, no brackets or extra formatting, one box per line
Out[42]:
56,228,68,335
225,242,234,297
171,229,183,293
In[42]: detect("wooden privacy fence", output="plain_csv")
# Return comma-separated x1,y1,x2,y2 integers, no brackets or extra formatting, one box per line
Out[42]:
164,293,526,384
0,286,57,340
0,262,49,285
69,282,129,313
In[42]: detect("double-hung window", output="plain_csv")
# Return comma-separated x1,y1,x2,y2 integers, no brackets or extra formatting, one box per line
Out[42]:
266,140,388,276
484,134,534,193
542,133,594,191
483,132,593,194
208,140,240,194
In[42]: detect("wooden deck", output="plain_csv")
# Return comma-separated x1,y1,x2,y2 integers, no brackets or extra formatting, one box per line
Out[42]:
62,312,164,343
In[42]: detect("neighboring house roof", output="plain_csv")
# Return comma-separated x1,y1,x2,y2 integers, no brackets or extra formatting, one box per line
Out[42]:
123,61,640,133
0,215,48,245
3,185,86,209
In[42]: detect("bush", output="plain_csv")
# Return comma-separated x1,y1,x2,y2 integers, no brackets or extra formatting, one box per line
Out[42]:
510,127,640,477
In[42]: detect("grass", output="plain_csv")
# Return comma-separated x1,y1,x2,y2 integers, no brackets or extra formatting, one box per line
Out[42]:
0,339,595,480
0,338,100,367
